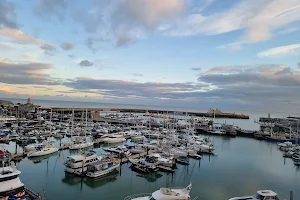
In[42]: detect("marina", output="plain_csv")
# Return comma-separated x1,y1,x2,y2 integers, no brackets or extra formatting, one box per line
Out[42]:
0,99,300,199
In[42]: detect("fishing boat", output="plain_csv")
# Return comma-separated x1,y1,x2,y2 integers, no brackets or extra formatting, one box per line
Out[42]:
85,157,120,178
229,190,280,200
64,151,102,175
123,183,192,200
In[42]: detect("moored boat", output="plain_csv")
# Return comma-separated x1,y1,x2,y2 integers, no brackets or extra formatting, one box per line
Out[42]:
86,157,120,178
229,190,280,200
123,183,192,200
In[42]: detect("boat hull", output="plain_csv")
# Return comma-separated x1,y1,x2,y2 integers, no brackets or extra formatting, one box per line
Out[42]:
86,163,120,178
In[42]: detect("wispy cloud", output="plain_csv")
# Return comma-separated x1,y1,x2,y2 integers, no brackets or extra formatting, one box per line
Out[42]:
0,26,44,45
132,73,143,77
257,43,300,57
191,68,201,71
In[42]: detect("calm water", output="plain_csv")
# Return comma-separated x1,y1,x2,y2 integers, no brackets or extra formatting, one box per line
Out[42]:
1,136,299,200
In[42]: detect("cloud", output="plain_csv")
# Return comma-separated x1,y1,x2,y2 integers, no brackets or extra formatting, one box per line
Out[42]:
74,0,184,46
191,67,201,71
68,54,75,58
40,44,57,56
0,59,59,85
85,37,110,53
163,0,300,44
63,77,208,100
34,0,68,20
132,73,143,77
79,60,93,67
0,26,44,45
60,41,74,50
257,43,300,57
196,64,300,109
0,0,18,28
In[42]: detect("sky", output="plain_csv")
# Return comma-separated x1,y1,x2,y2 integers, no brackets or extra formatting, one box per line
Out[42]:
0,0,300,112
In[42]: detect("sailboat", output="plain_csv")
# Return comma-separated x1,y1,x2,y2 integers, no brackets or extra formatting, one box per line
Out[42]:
69,108,94,150
28,109,59,158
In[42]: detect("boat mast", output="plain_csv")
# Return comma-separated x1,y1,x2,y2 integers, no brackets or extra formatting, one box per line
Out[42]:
85,108,87,138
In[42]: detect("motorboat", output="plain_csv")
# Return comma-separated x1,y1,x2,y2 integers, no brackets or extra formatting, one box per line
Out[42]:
292,153,300,161
151,153,175,167
229,190,279,200
64,151,102,175
129,155,159,173
86,157,120,178
124,183,192,200
207,123,226,135
103,146,131,157
0,166,25,198
103,134,126,144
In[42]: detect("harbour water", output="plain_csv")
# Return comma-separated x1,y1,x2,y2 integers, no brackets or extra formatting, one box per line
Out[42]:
0,135,299,200
1,98,300,200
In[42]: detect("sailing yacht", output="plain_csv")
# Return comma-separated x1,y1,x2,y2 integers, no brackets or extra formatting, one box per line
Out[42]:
102,134,126,144
27,143,59,158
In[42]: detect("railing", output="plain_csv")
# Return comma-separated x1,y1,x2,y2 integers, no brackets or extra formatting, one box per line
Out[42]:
24,187,45,200
124,193,151,200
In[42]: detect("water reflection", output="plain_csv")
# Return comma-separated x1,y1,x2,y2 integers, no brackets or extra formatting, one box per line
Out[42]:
135,171,163,182
28,152,59,164
62,173,86,186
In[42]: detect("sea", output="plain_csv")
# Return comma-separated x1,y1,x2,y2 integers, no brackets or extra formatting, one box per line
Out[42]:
1,98,300,200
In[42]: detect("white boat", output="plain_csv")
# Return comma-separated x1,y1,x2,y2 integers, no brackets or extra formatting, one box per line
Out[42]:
69,141,94,150
27,145,59,158
24,142,47,152
0,166,25,198
103,134,126,144
229,190,280,200
103,146,131,157
151,153,175,167
86,158,120,178
64,151,102,175
207,123,226,135
124,183,192,200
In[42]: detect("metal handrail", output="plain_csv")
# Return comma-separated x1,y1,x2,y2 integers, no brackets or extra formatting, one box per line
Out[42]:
124,193,151,200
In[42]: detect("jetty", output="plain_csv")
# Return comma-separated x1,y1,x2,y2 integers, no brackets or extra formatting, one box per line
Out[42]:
49,107,249,119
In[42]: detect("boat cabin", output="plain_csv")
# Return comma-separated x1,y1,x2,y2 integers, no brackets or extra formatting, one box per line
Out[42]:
148,187,190,200
255,190,279,200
